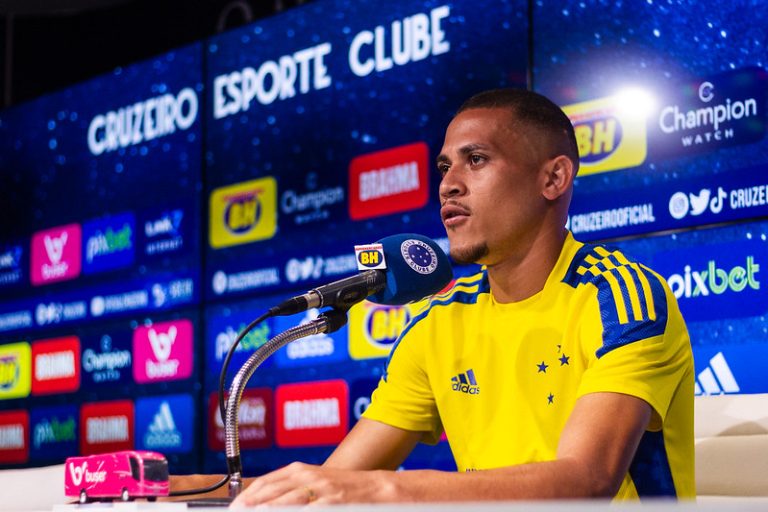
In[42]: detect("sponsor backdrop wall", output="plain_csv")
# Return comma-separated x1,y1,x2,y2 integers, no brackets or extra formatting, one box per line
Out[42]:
0,0,764,476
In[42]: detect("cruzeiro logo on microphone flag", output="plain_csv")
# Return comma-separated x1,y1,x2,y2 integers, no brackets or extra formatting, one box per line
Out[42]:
401,239,438,274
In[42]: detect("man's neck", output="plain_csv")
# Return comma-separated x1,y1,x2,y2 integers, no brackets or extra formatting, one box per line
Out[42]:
485,228,567,303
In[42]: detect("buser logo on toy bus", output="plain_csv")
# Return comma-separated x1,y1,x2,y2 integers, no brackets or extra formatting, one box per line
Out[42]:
209,177,277,248
0,343,31,400
348,301,414,360
562,95,648,175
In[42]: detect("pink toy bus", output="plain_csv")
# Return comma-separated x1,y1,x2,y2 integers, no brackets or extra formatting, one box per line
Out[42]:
64,450,170,503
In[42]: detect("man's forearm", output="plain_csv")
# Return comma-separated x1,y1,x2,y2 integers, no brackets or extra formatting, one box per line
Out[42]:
376,458,615,502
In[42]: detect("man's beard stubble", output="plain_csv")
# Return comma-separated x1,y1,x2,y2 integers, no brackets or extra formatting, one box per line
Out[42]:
449,242,489,266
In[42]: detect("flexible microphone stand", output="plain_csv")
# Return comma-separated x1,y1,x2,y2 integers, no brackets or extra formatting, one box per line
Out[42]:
224,307,350,499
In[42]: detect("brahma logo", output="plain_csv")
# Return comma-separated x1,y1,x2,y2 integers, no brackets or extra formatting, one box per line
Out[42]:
0,410,29,463
210,177,277,248
208,389,273,450
80,400,134,455
654,241,765,322
348,301,412,360
82,213,135,274
348,142,429,220
133,319,193,383
30,224,82,285
276,380,348,447
136,394,193,453
31,336,81,395
0,342,31,400
562,95,647,175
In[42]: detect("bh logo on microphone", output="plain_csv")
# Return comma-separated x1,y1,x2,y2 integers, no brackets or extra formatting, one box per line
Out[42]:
401,239,438,274
355,243,386,270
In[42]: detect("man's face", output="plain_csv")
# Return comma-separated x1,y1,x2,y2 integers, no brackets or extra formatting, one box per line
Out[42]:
437,107,548,266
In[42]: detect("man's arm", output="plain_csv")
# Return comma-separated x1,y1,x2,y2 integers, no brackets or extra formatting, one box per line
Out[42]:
230,391,651,506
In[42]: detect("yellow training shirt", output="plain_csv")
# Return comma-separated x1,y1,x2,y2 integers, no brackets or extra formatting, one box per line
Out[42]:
363,232,695,499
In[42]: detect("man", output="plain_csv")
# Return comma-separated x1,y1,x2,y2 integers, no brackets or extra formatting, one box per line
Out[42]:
230,88,695,506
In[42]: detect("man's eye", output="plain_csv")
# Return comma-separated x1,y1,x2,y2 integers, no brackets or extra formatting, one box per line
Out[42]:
470,154,485,165
437,164,450,175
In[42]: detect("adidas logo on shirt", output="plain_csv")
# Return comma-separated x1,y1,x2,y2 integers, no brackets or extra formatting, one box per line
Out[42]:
451,369,480,395
695,352,740,396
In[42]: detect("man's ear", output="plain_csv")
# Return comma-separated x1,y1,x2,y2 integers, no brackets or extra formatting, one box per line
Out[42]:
541,155,575,201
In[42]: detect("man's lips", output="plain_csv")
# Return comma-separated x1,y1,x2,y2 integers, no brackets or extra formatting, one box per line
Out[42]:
441,203,470,226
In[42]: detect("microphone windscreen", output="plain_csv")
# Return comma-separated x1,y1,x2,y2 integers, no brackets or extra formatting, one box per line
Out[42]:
368,233,453,305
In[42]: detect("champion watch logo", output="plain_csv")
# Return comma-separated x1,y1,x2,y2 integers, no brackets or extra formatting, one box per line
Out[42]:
695,352,740,396
451,369,480,395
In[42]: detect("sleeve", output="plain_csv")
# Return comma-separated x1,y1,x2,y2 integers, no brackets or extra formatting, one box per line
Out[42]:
362,316,443,444
575,263,693,430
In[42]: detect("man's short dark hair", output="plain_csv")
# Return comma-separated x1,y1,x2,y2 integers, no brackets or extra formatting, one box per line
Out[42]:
457,88,580,171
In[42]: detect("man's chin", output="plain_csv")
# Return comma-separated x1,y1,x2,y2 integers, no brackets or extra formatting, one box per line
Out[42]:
449,243,489,266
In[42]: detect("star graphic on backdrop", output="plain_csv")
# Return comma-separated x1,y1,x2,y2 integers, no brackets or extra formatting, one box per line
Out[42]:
547,393,554,405
559,354,570,366
556,344,561,353
537,361,548,373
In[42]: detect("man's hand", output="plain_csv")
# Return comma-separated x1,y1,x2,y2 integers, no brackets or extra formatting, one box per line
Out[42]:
230,462,398,507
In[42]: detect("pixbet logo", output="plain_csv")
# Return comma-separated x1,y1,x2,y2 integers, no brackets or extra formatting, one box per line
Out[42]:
666,256,760,299
133,319,193,383
655,241,765,321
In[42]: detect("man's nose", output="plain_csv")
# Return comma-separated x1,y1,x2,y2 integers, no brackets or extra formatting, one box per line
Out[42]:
439,168,466,201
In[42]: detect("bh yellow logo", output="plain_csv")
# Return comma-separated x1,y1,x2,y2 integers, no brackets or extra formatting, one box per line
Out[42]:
210,177,277,248
0,342,31,399
348,301,413,360
358,250,383,268
562,95,647,175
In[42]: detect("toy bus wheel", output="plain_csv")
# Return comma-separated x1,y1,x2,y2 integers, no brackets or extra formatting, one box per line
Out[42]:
121,488,130,502
79,490,87,504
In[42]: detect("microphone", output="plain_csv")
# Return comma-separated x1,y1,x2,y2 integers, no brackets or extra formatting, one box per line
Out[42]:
273,233,453,315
